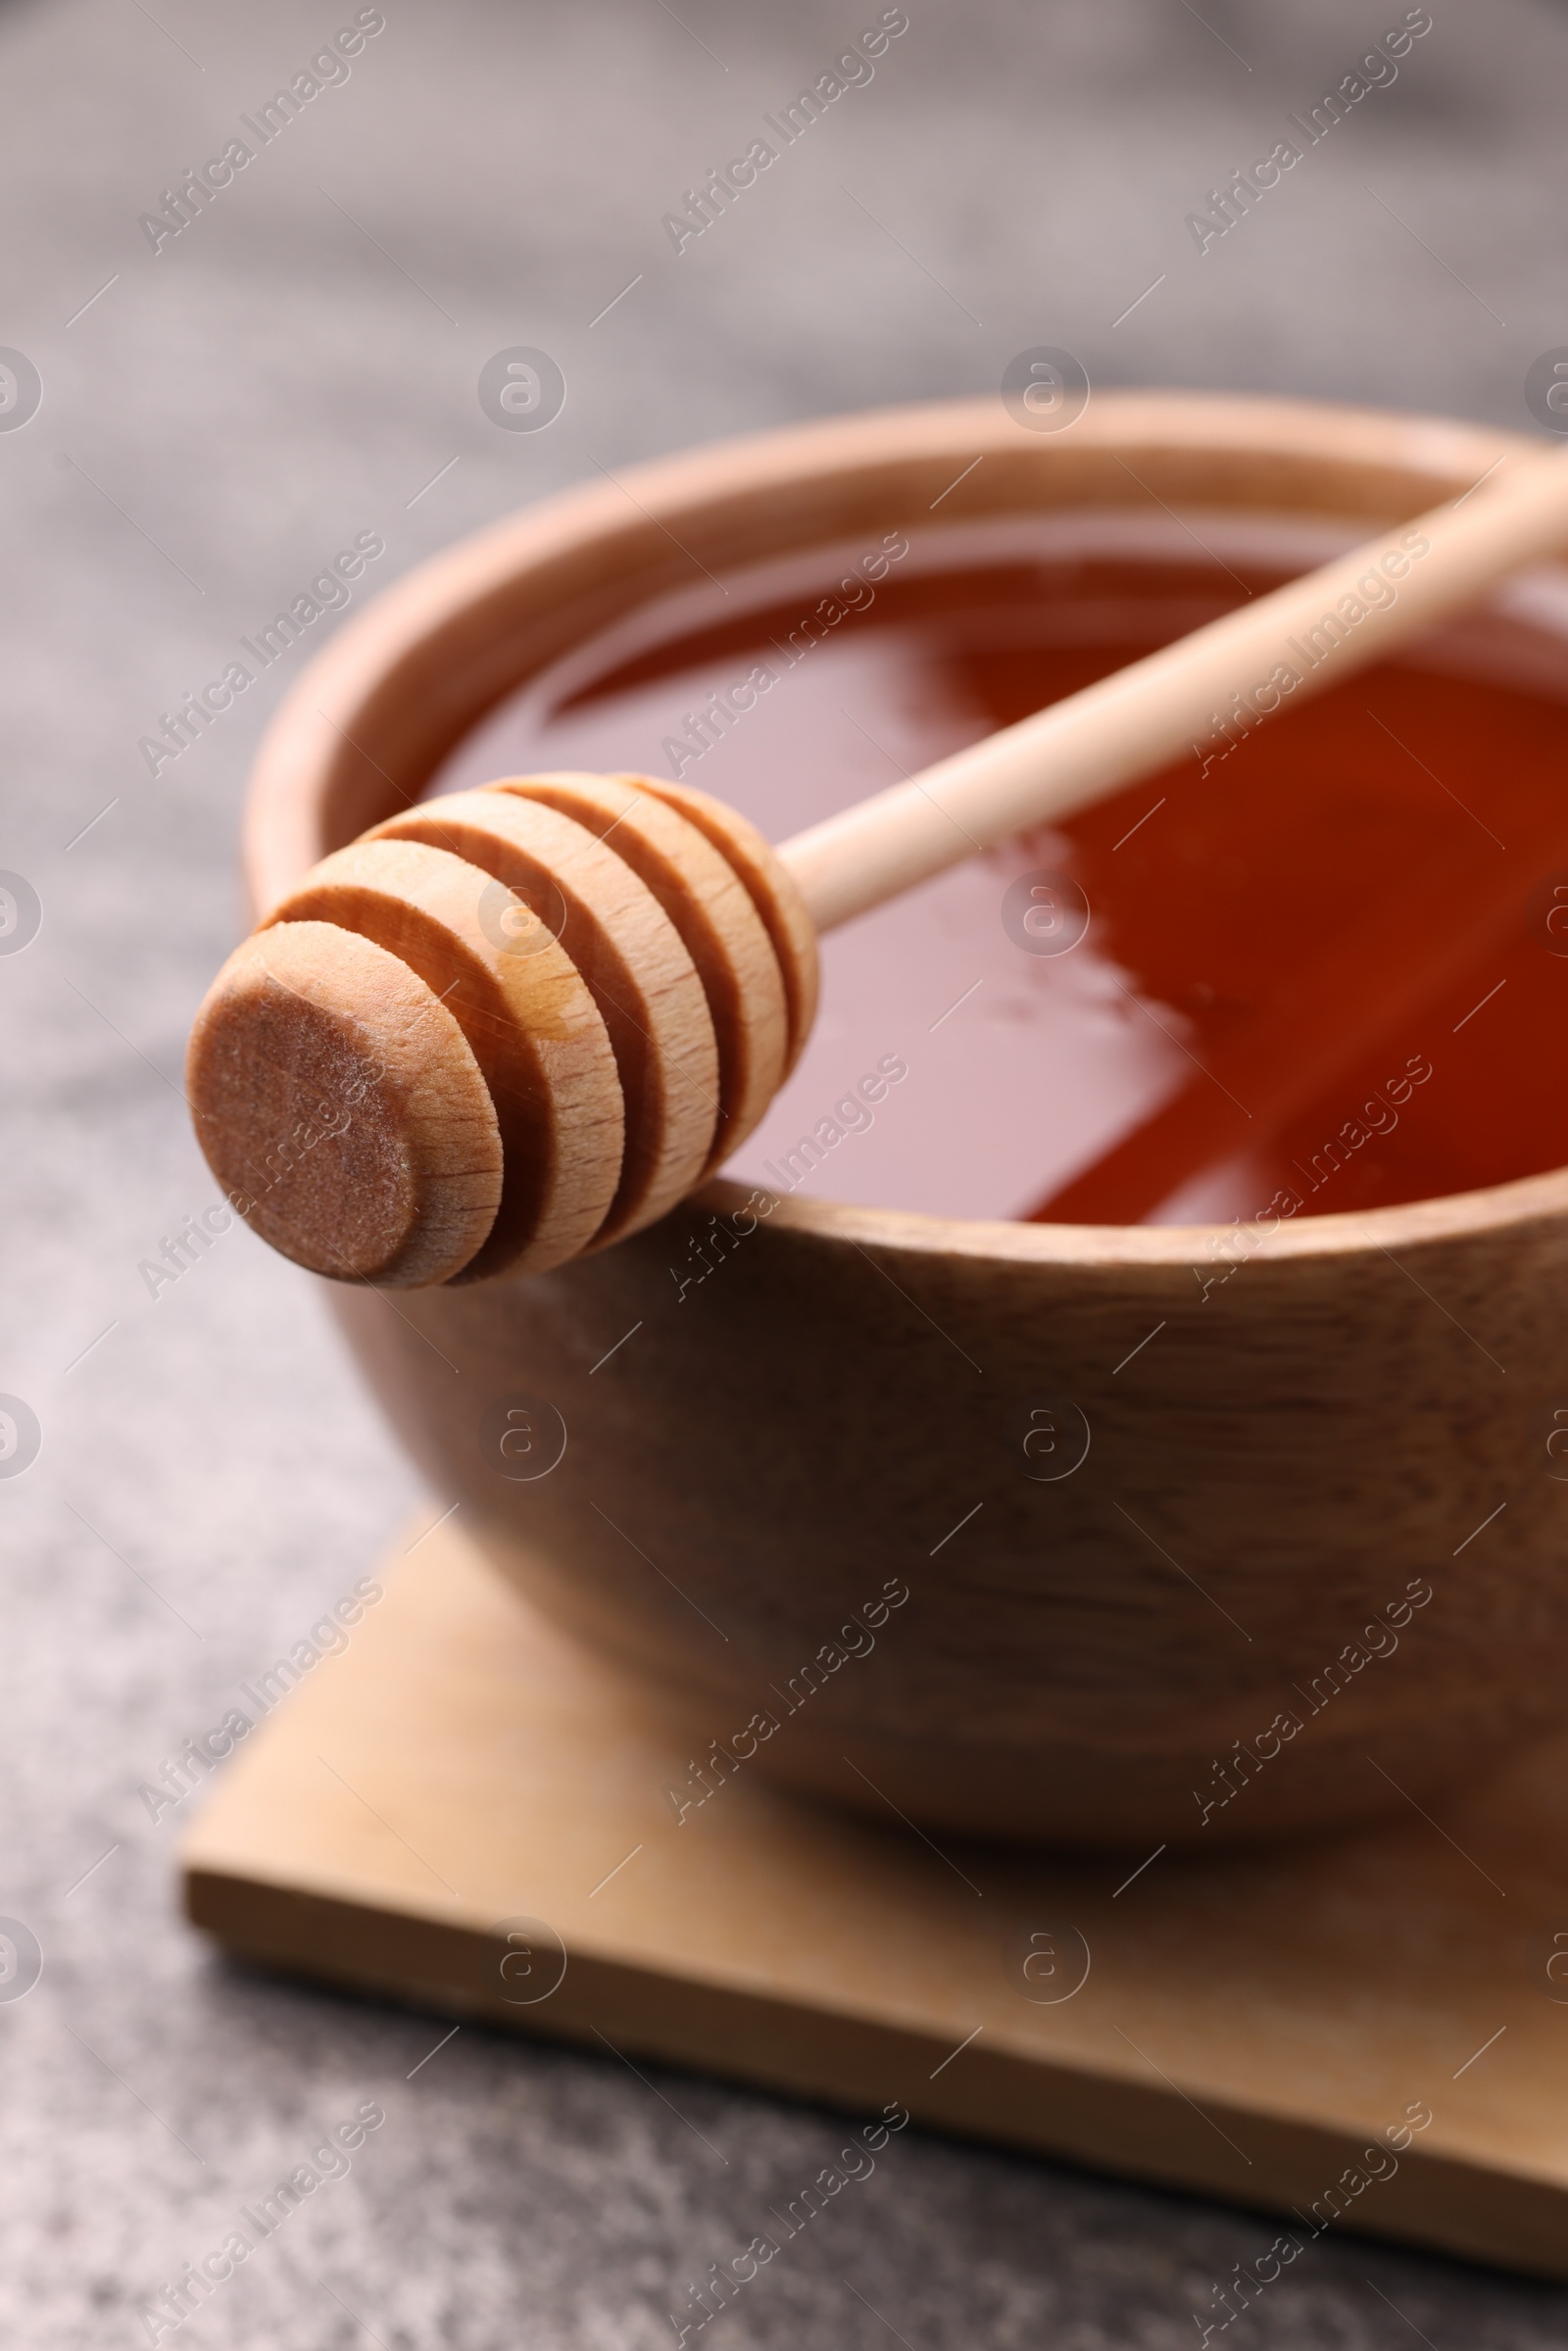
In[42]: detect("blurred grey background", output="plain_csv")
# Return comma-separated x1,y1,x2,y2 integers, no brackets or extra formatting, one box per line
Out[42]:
3,0,1567,2342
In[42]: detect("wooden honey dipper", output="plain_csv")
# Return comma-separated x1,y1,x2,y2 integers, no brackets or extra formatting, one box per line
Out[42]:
189,451,1568,1287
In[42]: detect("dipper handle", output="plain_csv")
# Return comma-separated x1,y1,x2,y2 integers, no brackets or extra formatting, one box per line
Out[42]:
781,446,1568,929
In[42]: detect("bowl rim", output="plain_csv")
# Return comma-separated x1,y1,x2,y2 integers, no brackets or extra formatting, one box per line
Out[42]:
244,387,1567,1274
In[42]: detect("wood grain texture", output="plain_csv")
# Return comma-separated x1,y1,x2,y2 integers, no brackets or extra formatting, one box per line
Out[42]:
629,773,820,1074
239,393,1568,1848
265,839,622,1280
486,772,789,1165
186,922,502,1286
181,1523,1568,2284
367,788,719,1243
334,1173,1568,1849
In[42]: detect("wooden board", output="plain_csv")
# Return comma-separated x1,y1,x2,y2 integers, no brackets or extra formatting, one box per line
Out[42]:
182,1523,1568,2278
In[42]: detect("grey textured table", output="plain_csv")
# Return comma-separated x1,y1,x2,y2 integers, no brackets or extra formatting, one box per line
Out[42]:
4,0,1568,2341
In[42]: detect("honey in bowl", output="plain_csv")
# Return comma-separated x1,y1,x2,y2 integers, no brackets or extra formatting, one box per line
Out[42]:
431,508,1568,1229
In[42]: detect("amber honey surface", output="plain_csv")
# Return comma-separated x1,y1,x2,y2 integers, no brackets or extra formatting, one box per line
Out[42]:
432,510,1568,1226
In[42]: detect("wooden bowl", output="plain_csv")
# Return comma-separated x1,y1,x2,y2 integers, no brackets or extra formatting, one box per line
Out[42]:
244,392,1568,1851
